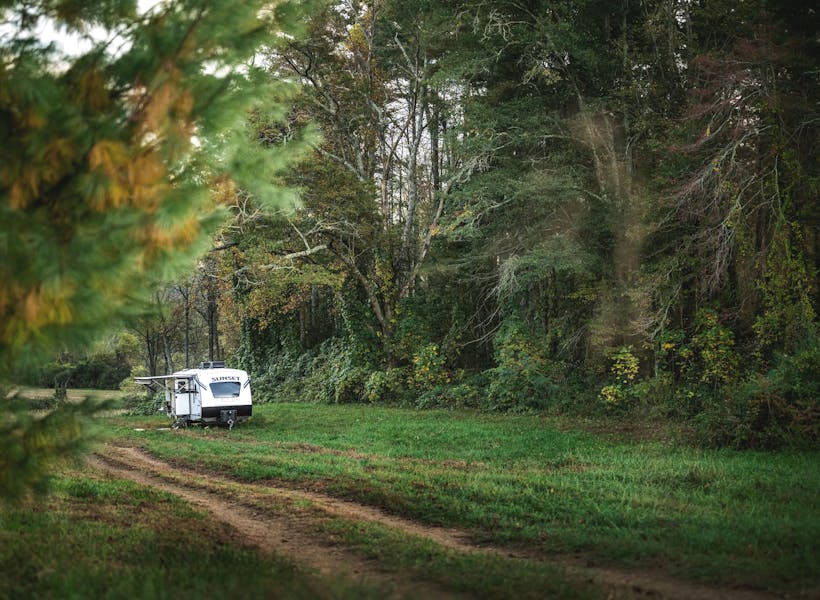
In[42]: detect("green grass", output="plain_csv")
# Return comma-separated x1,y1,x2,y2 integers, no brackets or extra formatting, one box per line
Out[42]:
317,518,595,599
113,403,820,594
0,467,387,600
13,386,125,402
9,386,126,413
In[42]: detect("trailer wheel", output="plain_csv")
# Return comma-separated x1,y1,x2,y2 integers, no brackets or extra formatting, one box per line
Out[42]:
172,418,188,429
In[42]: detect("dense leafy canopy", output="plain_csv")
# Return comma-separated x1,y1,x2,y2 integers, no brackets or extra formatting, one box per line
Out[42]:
219,0,817,448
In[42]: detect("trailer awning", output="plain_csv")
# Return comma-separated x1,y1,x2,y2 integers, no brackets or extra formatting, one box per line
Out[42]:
134,375,176,392
134,374,197,392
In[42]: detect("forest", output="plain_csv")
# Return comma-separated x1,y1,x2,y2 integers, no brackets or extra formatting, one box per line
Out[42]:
129,0,818,449
239,0,818,451
2,0,819,472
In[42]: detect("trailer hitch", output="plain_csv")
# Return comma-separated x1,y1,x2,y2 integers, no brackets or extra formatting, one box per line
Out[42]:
219,409,238,430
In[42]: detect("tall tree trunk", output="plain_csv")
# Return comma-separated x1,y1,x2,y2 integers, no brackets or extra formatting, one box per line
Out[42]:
184,286,190,368
162,330,174,373
429,99,440,193
145,331,158,376
174,284,191,368
208,300,217,361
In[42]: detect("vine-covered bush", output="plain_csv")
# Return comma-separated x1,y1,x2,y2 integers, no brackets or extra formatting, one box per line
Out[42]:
599,346,640,408
259,338,372,404
695,343,820,449
365,368,412,404
484,319,559,411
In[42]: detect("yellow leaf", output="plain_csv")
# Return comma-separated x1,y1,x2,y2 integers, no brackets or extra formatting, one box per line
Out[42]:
9,182,25,209
79,68,110,111
88,140,128,179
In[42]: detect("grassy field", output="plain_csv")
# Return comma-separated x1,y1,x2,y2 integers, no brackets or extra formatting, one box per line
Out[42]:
8,386,125,410
116,404,819,591
2,398,818,598
0,466,387,600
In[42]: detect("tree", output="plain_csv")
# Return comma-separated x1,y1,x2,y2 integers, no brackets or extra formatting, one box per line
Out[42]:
240,0,485,364
0,0,314,498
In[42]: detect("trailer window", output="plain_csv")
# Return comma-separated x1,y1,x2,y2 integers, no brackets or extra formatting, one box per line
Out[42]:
210,381,241,398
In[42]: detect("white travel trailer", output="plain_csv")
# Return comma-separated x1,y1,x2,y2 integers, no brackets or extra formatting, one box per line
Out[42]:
135,362,252,429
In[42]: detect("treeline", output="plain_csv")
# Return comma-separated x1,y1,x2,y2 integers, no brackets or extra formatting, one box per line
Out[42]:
105,0,817,448
20,254,240,390
182,0,815,449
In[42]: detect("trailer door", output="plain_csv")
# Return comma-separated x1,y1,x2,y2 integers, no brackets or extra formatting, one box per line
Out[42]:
190,385,202,421
174,379,191,416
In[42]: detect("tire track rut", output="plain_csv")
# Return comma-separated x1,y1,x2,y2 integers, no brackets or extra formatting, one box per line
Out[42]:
90,444,780,600
89,447,460,599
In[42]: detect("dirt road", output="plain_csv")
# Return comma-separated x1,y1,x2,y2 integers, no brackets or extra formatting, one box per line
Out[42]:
90,445,777,600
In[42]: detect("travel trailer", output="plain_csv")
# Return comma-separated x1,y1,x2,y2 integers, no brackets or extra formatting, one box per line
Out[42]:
135,361,252,429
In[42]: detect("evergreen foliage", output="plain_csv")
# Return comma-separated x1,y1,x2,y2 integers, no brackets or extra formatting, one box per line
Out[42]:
0,0,315,497
0,395,105,500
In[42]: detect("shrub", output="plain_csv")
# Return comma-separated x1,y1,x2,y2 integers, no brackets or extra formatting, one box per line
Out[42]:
484,319,559,411
411,343,451,390
365,368,411,404
631,372,676,408
686,308,740,388
694,343,819,449
599,346,640,409
119,366,163,416
415,382,481,410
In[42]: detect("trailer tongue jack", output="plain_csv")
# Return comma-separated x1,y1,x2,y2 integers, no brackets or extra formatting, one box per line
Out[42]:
220,409,238,430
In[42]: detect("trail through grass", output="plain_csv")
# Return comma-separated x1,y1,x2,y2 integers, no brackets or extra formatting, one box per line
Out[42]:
0,466,382,600
115,403,819,594
4,401,817,598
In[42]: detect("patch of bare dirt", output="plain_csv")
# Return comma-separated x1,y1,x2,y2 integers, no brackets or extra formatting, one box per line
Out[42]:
554,555,782,600
91,445,780,600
